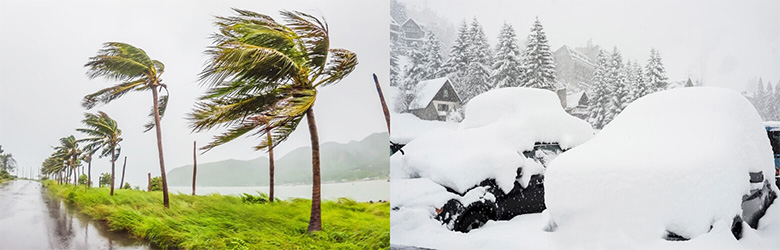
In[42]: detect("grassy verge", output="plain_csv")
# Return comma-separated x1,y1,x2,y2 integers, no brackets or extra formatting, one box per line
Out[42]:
45,181,389,249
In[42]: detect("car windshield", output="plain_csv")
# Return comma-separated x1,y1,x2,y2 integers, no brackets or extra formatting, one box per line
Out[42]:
768,130,780,155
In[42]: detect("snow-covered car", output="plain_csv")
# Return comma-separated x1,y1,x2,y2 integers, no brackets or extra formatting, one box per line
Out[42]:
544,87,779,242
765,122,780,188
391,87,594,232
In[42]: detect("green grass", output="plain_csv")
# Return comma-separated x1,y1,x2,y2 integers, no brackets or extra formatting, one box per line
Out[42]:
45,181,389,249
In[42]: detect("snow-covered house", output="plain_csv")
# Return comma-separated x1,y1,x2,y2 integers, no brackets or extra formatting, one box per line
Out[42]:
390,18,401,42
566,91,589,120
553,45,598,92
401,18,425,47
409,77,462,121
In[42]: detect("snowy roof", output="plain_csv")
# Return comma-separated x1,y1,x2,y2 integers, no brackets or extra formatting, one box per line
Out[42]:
559,45,595,67
766,121,780,131
566,91,586,108
409,77,456,110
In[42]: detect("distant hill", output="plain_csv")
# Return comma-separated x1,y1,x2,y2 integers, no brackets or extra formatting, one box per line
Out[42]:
167,133,389,187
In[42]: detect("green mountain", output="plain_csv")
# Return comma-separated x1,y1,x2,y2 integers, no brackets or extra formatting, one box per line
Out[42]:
167,132,389,187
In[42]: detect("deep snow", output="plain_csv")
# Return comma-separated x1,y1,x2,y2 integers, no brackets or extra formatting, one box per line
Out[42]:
392,88,593,194
391,87,780,249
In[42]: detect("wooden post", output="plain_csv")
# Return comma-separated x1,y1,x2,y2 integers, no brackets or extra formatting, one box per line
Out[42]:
147,173,151,192
119,156,127,189
372,74,391,133
192,141,197,196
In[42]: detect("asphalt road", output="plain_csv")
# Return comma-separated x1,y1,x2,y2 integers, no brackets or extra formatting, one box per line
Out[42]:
0,180,153,249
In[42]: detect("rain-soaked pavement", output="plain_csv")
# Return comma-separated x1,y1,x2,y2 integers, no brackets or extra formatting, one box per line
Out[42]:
0,180,155,249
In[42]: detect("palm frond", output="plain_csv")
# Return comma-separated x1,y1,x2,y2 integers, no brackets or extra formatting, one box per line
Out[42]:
143,93,168,132
315,48,358,87
82,79,146,109
280,10,330,70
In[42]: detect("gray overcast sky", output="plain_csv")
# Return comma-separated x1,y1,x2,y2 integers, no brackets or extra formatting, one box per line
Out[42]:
0,0,389,187
403,0,780,91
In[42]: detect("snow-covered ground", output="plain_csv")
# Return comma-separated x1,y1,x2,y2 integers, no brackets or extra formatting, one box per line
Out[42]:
391,87,780,249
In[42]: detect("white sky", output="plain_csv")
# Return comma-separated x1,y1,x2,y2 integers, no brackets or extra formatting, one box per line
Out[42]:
403,0,780,91
0,0,389,186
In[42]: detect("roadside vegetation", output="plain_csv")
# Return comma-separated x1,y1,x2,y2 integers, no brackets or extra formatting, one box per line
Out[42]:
46,181,389,249
1,145,18,183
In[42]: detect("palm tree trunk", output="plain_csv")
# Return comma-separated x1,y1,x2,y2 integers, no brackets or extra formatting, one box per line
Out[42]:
192,141,197,196
88,158,92,186
86,159,91,191
151,87,170,208
119,156,127,189
110,148,115,196
305,107,322,232
267,129,274,202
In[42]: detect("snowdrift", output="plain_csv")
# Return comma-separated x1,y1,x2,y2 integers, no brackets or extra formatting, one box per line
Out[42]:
392,87,593,193
545,87,779,243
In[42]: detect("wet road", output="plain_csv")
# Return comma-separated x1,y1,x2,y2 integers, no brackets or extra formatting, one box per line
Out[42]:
0,180,154,249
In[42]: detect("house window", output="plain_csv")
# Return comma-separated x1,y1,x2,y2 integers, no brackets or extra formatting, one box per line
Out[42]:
443,89,449,98
438,104,449,112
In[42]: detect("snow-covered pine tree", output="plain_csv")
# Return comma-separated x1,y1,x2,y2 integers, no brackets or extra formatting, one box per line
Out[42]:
421,32,445,79
604,47,628,124
761,80,776,121
774,80,780,121
460,17,493,100
520,17,556,90
491,22,523,88
443,21,471,83
754,78,766,119
588,50,611,129
390,0,407,24
390,39,402,87
624,60,638,105
645,48,669,93
630,60,650,101
397,44,427,112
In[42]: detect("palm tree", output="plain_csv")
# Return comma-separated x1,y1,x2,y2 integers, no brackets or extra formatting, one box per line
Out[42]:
190,9,357,232
54,136,81,185
0,152,18,173
77,111,122,196
80,147,97,189
83,42,171,207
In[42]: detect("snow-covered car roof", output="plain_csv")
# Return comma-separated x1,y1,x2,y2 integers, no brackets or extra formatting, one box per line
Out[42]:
391,87,593,194
544,87,780,242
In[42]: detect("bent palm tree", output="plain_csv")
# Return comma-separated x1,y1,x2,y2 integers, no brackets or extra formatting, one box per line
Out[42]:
54,136,81,185
83,42,171,207
0,152,18,173
190,9,357,232
77,111,122,196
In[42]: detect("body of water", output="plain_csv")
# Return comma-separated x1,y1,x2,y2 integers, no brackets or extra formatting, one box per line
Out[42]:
169,179,389,202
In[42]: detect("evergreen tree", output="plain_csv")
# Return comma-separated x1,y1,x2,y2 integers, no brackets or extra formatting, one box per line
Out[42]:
443,21,471,84
397,45,427,112
773,80,780,121
390,39,402,87
491,22,523,88
605,47,628,124
461,17,493,100
624,60,638,104
645,48,669,92
390,0,408,24
520,17,556,90
755,78,766,119
765,81,776,121
630,60,650,101
421,32,445,79
588,50,611,129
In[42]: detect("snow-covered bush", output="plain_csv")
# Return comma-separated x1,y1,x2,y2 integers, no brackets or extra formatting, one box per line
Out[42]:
392,87,593,194
545,87,780,243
